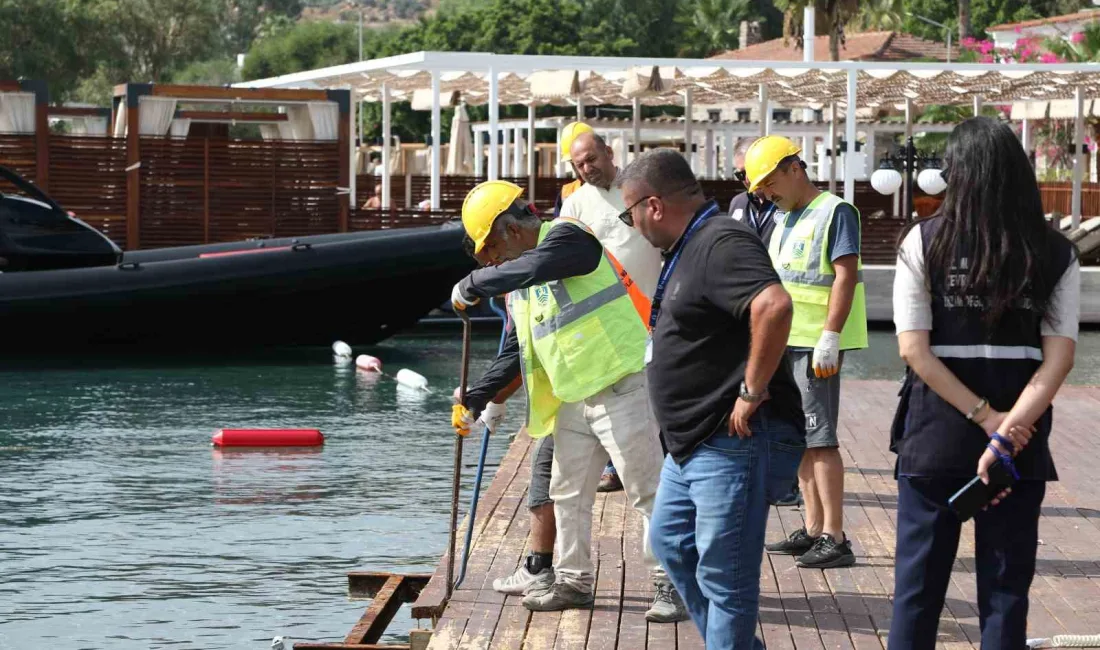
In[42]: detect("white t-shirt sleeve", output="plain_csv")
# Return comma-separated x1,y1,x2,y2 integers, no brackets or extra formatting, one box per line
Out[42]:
893,226,933,333
1041,257,1080,341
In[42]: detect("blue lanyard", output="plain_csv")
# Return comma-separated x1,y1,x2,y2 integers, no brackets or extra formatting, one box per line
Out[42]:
754,204,776,228
649,201,720,330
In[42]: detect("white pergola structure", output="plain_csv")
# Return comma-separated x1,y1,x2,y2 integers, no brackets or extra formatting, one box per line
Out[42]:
468,115,956,183
237,52,1100,226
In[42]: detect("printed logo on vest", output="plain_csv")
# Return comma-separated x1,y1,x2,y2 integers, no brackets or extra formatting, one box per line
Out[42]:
806,413,818,429
534,286,550,305
792,241,806,259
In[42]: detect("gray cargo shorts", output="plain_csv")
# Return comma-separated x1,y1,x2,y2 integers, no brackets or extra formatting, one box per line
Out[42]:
528,434,554,509
790,349,843,449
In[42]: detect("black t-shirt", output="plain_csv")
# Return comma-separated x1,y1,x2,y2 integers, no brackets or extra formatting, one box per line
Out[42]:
647,203,805,464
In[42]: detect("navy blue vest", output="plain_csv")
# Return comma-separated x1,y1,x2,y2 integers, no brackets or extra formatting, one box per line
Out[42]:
890,217,1074,480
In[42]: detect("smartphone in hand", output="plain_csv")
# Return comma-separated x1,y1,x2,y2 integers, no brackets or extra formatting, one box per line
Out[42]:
947,458,1015,521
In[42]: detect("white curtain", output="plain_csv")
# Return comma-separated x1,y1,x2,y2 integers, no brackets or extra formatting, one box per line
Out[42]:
137,96,177,135
307,101,338,140
169,118,191,138
285,105,314,140
84,116,108,135
113,105,127,136
0,92,35,133
446,104,474,175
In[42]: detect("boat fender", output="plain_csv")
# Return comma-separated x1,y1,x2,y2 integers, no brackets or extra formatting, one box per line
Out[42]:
332,340,353,359
355,354,383,372
396,368,429,390
211,428,324,447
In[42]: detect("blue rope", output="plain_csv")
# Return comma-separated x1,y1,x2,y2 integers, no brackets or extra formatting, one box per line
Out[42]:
454,296,508,589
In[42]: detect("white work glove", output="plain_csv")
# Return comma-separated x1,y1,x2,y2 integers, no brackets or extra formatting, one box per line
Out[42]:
812,330,841,379
451,281,480,311
479,401,506,434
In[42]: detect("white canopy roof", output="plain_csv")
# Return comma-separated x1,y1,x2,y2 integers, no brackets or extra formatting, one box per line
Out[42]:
236,51,1100,108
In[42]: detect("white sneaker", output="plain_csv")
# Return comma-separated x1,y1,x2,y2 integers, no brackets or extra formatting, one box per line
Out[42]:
492,565,555,595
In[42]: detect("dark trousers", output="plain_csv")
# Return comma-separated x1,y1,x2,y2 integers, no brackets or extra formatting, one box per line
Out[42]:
888,476,1046,650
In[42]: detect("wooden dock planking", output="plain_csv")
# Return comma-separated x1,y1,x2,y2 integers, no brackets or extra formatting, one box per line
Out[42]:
388,381,1100,650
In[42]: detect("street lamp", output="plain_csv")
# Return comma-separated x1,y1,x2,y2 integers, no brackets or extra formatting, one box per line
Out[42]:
870,136,944,220
909,13,952,63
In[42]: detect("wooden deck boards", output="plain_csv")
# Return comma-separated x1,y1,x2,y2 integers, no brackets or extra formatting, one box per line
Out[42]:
404,380,1100,649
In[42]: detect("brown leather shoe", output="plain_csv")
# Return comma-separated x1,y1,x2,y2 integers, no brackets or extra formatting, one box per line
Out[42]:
597,467,623,492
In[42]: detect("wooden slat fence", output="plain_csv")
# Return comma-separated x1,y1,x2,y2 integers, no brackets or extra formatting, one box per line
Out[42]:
0,134,37,192
48,136,127,242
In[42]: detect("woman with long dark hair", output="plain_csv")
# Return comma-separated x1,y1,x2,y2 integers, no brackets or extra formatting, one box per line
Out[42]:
888,116,1079,650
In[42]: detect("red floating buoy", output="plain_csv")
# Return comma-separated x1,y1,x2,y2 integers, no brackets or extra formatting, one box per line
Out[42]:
355,354,383,372
212,428,324,448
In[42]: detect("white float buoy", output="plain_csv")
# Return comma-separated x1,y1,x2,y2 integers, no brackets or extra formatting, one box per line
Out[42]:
332,340,353,358
355,354,383,372
395,368,429,391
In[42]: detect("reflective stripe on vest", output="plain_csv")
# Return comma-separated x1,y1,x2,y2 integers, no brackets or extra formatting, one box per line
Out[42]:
768,191,869,350
511,217,649,437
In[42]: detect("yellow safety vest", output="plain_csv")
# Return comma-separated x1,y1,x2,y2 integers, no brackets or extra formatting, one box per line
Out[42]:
768,191,868,350
509,218,649,438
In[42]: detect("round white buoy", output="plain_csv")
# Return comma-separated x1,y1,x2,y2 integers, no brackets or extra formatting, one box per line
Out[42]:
332,340,353,358
355,354,383,372
395,368,429,391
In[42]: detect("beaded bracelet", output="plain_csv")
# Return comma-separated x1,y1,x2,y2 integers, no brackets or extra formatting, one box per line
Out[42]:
966,397,989,422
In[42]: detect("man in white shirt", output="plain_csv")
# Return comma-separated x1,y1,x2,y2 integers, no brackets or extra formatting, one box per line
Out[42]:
560,132,662,299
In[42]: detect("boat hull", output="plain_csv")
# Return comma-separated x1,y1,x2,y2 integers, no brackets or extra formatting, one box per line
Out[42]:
0,225,475,355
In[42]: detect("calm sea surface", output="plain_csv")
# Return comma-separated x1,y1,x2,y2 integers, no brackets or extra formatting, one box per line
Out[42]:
2,328,1097,649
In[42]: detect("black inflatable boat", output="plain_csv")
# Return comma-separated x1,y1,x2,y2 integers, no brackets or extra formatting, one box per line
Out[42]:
0,166,474,355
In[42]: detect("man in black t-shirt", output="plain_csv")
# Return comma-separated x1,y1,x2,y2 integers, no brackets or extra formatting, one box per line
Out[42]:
614,149,806,650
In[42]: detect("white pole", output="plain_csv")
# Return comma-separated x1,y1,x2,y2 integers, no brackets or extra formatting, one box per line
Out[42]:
1073,86,1084,228
512,126,523,177
618,129,628,167
803,6,815,62
527,105,536,201
501,127,511,180
844,69,857,203
723,129,734,179
683,88,694,171
488,67,499,181
804,134,816,179
381,82,391,209
759,84,769,137
704,129,715,179
349,91,357,208
973,94,983,117
430,70,441,210
1021,118,1031,156
555,124,564,179
632,97,642,163
828,102,837,194
864,129,876,178
473,127,484,177
576,96,584,121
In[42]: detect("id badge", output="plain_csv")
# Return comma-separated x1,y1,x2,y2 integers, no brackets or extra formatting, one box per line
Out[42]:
644,336,653,365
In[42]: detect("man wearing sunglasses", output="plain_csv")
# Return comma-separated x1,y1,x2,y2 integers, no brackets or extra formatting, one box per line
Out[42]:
614,149,805,650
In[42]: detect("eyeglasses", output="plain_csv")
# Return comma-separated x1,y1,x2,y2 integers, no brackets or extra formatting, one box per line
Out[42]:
618,195,652,227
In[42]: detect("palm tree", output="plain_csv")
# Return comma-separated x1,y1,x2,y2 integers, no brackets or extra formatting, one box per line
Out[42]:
958,0,971,40
848,0,904,33
775,0,860,61
693,0,752,56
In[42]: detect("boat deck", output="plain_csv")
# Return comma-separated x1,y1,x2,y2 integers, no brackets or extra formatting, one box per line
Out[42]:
303,379,1100,650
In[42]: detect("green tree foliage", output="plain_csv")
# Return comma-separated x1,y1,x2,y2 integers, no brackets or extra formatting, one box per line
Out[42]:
900,0,1089,43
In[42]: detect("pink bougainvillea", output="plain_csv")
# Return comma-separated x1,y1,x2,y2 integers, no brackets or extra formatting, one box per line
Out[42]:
1071,31,1086,44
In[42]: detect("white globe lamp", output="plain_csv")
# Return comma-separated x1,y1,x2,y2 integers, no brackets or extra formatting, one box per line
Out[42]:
917,167,947,195
870,165,903,196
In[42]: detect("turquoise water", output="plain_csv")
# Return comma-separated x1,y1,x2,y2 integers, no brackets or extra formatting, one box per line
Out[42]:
1,329,1096,649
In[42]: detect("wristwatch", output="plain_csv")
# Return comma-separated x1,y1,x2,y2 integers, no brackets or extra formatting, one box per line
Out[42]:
739,381,768,403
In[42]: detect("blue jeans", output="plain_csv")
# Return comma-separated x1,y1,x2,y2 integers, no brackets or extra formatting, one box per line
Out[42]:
650,408,804,650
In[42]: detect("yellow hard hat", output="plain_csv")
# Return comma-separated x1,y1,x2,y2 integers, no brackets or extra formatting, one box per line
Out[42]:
461,180,525,254
744,135,802,192
560,121,594,160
